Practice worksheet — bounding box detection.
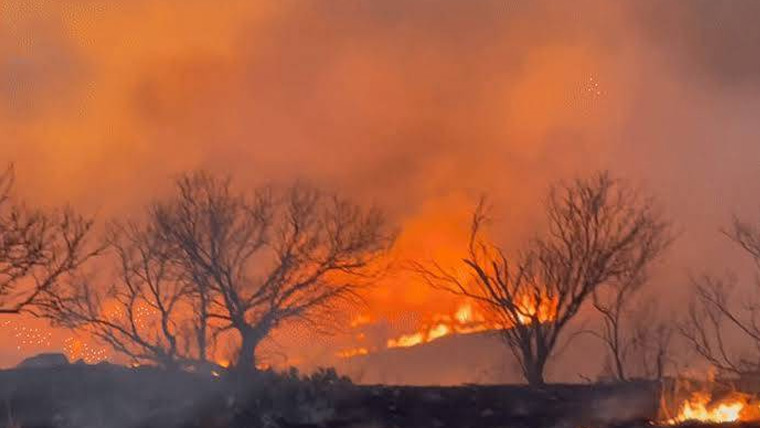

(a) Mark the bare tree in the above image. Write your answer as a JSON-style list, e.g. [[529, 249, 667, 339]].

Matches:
[[679, 217, 760, 377], [592, 282, 678, 381], [46, 222, 201, 369], [150, 172, 393, 373], [0, 166, 97, 315], [414, 172, 669, 386], [592, 278, 642, 381], [594, 292, 675, 381], [631, 306, 674, 381]]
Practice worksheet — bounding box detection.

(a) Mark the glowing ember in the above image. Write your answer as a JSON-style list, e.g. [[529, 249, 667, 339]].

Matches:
[[665, 391, 760, 425]]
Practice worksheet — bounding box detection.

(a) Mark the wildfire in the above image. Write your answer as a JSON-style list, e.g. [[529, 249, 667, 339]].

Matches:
[[665, 391, 760, 425], [386, 303, 490, 349], [336, 347, 369, 359], [384, 296, 560, 350], [514, 293, 557, 325]]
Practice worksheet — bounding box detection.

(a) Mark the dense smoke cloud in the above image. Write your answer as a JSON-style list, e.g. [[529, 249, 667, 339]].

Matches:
[[1, 0, 760, 381]]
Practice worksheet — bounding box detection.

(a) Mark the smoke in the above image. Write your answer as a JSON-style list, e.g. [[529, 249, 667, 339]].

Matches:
[[2, 0, 760, 381]]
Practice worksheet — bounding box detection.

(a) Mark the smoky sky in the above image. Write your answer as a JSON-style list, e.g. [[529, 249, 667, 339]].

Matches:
[[1, 0, 760, 376]]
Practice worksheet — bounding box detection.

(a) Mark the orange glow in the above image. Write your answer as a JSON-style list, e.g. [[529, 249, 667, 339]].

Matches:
[[336, 347, 369, 359], [455, 304, 476, 324], [0, 1, 624, 373], [387, 303, 516, 348], [349, 315, 372, 328], [514, 293, 558, 326], [665, 391, 760, 425], [427, 324, 451, 341], [383, 297, 558, 350], [387, 332, 426, 349]]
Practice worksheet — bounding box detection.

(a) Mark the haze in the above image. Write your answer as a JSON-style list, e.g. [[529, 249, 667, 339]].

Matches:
[[2, 0, 760, 382]]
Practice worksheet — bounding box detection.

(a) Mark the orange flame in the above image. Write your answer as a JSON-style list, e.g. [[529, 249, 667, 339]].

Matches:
[[666, 391, 760, 425], [336, 347, 369, 359], [513, 293, 557, 326], [385, 296, 558, 350]]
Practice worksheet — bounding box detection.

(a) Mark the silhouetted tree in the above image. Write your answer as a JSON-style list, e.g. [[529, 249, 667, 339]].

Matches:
[[595, 294, 675, 381], [630, 301, 674, 381], [0, 166, 97, 315], [414, 172, 669, 386], [150, 173, 393, 373], [592, 278, 677, 381], [592, 278, 642, 381], [681, 217, 760, 376], [46, 222, 201, 369]]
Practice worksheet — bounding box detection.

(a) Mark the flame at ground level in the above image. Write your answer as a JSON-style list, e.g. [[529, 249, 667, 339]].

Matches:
[[385, 302, 501, 349], [665, 391, 760, 425], [335, 294, 559, 359], [384, 293, 558, 351]]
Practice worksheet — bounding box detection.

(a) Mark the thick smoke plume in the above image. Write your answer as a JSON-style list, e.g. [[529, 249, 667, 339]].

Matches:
[[2, 0, 760, 382]]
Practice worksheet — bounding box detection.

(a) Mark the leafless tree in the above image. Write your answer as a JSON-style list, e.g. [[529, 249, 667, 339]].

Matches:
[[150, 172, 393, 373], [0, 165, 98, 315], [595, 293, 675, 381], [679, 216, 760, 377], [679, 275, 753, 375], [414, 172, 669, 386], [631, 307, 674, 381], [45, 222, 202, 369], [592, 280, 678, 381], [592, 278, 643, 381]]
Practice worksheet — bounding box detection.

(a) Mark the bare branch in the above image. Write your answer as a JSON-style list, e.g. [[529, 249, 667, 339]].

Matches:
[[414, 171, 670, 386]]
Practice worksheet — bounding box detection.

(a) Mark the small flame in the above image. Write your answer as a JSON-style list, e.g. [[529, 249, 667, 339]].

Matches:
[[387, 332, 425, 348], [427, 324, 451, 341], [350, 315, 372, 328], [514, 293, 557, 325], [455, 304, 473, 323], [336, 347, 369, 359]]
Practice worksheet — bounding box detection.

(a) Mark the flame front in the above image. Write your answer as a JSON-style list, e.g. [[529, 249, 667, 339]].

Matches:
[[334, 200, 560, 358], [384, 295, 558, 350], [666, 391, 760, 425], [386, 303, 499, 349]]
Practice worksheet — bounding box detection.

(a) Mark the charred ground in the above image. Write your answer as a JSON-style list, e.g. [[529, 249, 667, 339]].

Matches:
[[0, 363, 669, 428]]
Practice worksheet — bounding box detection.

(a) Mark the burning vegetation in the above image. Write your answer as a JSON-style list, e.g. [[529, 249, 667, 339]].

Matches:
[[4, 165, 760, 428], [665, 391, 759, 425]]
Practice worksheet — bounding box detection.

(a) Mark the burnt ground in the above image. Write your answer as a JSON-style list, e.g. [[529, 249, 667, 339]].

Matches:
[[0, 364, 727, 428]]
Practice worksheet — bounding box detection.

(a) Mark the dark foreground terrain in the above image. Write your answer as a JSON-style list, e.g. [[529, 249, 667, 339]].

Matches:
[[0, 364, 715, 428]]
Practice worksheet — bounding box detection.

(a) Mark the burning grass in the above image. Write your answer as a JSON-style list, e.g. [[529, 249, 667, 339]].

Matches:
[[658, 376, 760, 426], [340, 294, 559, 358]]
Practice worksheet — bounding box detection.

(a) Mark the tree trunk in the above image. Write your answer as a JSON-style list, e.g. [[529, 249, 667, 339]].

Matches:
[[523, 351, 548, 387], [525, 363, 545, 387], [613, 350, 627, 382], [196, 287, 210, 363], [234, 327, 265, 374]]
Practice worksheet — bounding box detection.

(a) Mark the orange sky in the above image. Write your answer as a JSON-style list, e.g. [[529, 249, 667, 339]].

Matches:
[[2, 1, 760, 380]]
